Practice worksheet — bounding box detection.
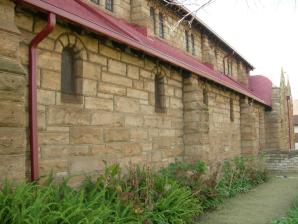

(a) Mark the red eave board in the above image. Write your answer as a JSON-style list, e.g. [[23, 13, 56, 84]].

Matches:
[[19, 0, 272, 107]]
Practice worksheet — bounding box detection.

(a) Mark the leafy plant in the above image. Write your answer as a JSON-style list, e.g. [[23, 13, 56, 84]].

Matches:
[[0, 163, 202, 224], [160, 156, 269, 211], [217, 156, 268, 198], [272, 200, 298, 224]]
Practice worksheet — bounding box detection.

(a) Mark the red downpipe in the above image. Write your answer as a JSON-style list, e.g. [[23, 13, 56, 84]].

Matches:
[[29, 13, 56, 182], [286, 96, 292, 150]]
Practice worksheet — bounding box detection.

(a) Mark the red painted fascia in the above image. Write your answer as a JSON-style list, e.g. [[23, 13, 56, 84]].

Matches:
[[18, 0, 270, 107], [29, 12, 56, 181]]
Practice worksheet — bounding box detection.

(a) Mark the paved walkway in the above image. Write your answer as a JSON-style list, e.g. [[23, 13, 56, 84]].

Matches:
[[198, 173, 298, 224]]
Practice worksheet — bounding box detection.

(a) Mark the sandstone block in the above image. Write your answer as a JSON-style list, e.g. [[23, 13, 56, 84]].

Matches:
[[104, 129, 130, 142], [0, 102, 25, 127], [80, 35, 99, 53], [121, 53, 144, 67], [38, 105, 46, 130], [91, 111, 124, 127], [132, 80, 144, 90], [40, 159, 68, 175], [130, 128, 148, 141], [0, 128, 26, 155], [70, 156, 104, 174], [0, 72, 25, 101], [144, 80, 154, 92], [41, 69, 60, 90], [127, 65, 139, 79], [127, 88, 148, 100], [98, 82, 126, 95], [102, 72, 132, 87], [38, 51, 60, 71], [90, 144, 120, 163], [125, 115, 144, 127], [0, 155, 25, 181], [15, 12, 33, 32], [38, 132, 69, 145], [140, 69, 152, 79], [121, 143, 142, 157], [89, 52, 107, 66], [85, 97, 113, 111], [115, 96, 139, 113], [70, 126, 102, 144], [47, 106, 91, 125], [42, 145, 89, 159], [100, 45, 121, 60], [108, 59, 127, 76], [82, 61, 101, 80], [37, 89, 56, 105], [83, 79, 97, 96]]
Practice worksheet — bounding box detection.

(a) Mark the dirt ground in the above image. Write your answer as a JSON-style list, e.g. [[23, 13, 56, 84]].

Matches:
[[198, 173, 298, 224]]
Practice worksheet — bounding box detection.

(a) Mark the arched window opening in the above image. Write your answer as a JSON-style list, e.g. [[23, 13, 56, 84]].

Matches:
[[203, 88, 208, 106], [159, 13, 164, 38], [155, 74, 166, 113], [61, 47, 82, 103], [185, 31, 189, 52], [191, 34, 195, 55], [230, 98, 234, 122], [150, 7, 156, 35], [61, 48, 75, 95], [106, 0, 113, 11]]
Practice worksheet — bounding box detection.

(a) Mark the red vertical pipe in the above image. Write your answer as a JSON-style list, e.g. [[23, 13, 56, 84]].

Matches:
[[29, 13, 56, 181]]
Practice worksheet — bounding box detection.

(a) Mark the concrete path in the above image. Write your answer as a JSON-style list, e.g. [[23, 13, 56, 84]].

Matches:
[[198, 173, 298, 224]]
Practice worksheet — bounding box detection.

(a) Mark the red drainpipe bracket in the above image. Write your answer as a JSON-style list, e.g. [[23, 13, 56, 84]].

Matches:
[[29, 12, 56, 182]]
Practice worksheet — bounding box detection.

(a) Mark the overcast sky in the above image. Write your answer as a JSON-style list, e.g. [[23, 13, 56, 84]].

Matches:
[[192, 0, 298, 99]]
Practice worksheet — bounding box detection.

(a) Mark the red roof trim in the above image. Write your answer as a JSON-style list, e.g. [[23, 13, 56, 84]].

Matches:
[[18, 0, 271, 107]]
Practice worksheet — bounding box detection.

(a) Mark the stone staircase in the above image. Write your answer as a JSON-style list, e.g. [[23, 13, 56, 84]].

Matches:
[[265, 150, 298, 172]]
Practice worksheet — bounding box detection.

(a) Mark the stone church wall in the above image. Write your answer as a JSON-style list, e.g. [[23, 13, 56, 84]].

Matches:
[[0, 0, 293, 182]]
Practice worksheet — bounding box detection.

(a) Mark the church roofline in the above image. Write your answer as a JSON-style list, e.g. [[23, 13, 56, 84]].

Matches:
[[18, 0, 269, 107], [163, 1, 255, 70]]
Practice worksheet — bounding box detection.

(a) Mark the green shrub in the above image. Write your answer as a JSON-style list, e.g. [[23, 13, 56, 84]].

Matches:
[[0, 163, 201, 224], [160, 156, 269, 211], [272, 200, 298, 224], [0, 156, 267, 223], [217, 156, 268, 198]]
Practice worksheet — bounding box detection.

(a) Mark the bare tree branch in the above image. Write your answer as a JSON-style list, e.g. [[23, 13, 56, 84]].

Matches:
[[160, 0, 297, 32], [161, 0, 216, 32]]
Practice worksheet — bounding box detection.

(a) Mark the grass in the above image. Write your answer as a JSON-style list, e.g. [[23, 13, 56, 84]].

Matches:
[[0, 156, 268, 224], [273, 200, 298, 224]]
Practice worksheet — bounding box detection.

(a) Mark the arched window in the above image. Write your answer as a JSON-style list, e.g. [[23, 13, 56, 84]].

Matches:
[[155, 74, 166, 113], [106, 0, 113, 11], [185, 31, 189, 52], [191, 34, 195, 55], [61, 48, 75, 95], [159, 13, 164, 38], [150, 7, 156, 35], [61, 47, 82, 103], [203, 88, 208, 106], [230, 98, 234, 122]]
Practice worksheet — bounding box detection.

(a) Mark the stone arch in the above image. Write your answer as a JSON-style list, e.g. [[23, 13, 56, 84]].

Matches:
[[53, 32, 89, 60]]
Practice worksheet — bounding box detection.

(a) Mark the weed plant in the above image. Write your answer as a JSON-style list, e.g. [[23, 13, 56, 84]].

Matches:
[[272, 200, 298, 224], [0, 156, 268, 223]]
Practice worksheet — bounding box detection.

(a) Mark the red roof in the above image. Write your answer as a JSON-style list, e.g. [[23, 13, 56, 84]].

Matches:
[[19, 0, 271, 107], [249, 75, 272, 106]]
